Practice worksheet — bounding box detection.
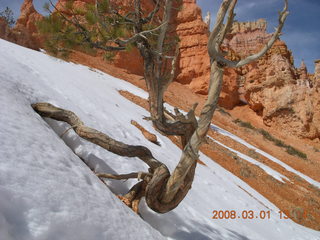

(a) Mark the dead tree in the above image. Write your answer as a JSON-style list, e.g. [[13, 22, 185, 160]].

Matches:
[[33, 0, 288, 213]]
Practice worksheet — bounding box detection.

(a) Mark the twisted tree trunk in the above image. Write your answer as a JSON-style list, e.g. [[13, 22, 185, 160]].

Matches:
[[32, 0, 288, 214], [31, 102, 195, 213]]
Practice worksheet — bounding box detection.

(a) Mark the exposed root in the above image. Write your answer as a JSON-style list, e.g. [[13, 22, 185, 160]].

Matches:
[[96, 172, 152, 180], [32, 102, 198, 214], [32, 102, 161, 170], [116, 181, 146, 214]]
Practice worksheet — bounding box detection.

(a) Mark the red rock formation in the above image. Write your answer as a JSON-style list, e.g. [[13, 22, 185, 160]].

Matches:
[[297, 61, 308, 82], [54, 0, 213, 84], [14, 0, 43, 49], [15, 0, 42, 35], [0, 0, 42, 50], [225, 19, 272, 58], [219, 67, 240, 109], [174, 0, 210, 95], [228, 20, 320, 139]]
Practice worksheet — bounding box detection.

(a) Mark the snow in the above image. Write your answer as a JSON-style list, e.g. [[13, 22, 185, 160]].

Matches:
[[211, 124, 320, 189], [163, 104, 291, 184], [208, 137, 290, 183], [0, 39, 319, 240]]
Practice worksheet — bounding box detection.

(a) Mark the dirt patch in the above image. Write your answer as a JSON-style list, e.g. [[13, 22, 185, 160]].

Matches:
[[131, 120, 160, 146]]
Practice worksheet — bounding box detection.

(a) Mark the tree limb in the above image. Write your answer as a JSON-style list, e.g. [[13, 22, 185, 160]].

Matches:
[[141, 0, 161, 24], [32, 102, 198, 213], [115, 21, 167, 46], [217, 0, 237, 45], [32, 103, 161, 170], [207, 0, 232, 57], [209, 0, 289, 67], [96, 171, 152, 180]]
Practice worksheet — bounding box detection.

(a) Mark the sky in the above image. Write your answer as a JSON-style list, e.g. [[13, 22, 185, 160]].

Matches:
[[0, 0, 319, 72]]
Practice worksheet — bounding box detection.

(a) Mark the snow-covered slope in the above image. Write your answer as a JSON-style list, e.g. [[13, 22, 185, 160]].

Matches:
[[0, 39, 319, 240]]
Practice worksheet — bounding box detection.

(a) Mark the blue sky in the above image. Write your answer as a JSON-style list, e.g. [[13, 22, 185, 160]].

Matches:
[[1, 0, 319, 72]]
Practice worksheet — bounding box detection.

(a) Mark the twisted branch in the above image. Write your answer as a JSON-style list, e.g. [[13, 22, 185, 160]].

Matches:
[[32, 103, 161, 170], [209, 0, 289, 67], [32, 102, 198, 213]]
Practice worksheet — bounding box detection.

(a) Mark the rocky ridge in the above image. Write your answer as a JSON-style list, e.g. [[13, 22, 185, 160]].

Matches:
[[0, 0, 42, 50], [224, 20, 320, 139]]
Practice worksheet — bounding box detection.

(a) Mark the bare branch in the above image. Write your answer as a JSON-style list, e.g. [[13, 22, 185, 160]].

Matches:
[[211, 0, 289, 68], [217, 0, 237, 45], [134, 0, 142, 30], [96, 171, 152, 180], [161, 44, 179, 91], [115, 21, 167, 46], [233, 0, 289, 67], [32, 103, 162, 170], [111, 10, 135, 24], [207, 0, 232, 56], [156, 0, 173, 56], [142, 0, 161, 24]]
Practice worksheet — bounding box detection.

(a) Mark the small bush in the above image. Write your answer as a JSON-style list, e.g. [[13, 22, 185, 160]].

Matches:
[[286, 146, 307, 159], [290, 207, 305, 223], [217, 107, 231, 116], [233, 119, 308, 160], [309, 184, 320, 197], [258, 129, 307, 159], [0, 7, 15, 27], [248, 149, 259, 159], [240, 165, 254, 178], [233, 119, 255, 130]]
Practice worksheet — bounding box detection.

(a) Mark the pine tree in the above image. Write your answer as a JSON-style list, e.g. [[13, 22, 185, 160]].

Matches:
[[0, 7, 15, 27]]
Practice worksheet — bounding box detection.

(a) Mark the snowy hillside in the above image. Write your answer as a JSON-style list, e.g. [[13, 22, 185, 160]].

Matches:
[[0, 39, 319, 240]]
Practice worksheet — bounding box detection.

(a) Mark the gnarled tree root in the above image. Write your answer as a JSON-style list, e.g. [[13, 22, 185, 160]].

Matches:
[[32, 102, 197, 213]]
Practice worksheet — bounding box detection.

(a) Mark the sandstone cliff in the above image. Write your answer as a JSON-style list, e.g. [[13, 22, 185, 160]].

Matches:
[[174, 0, 210, 94], [226, 20, 320, 140]]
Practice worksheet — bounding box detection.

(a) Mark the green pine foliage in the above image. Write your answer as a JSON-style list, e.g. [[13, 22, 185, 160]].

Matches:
[[37, 13, 84, 57], [37, 0, 129, 58], [37, 0, 180, 67], [0, 7, 15, 27]]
